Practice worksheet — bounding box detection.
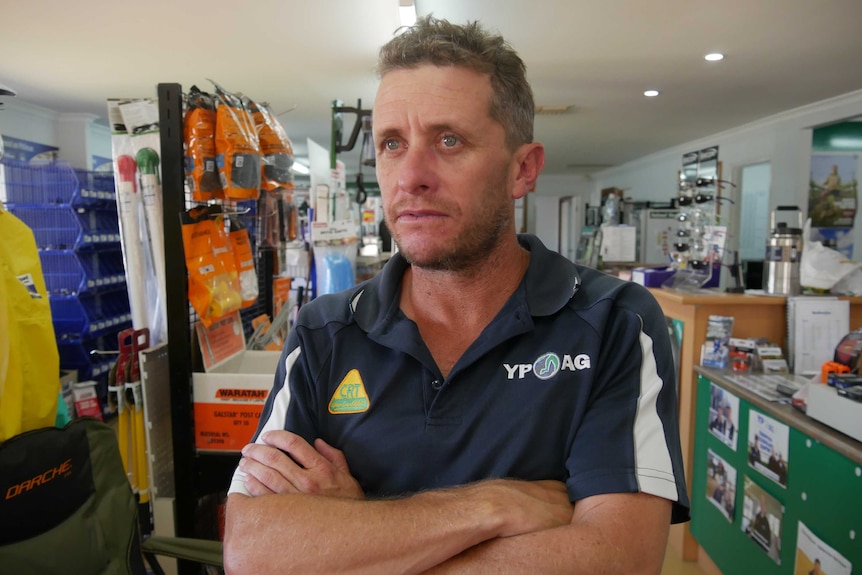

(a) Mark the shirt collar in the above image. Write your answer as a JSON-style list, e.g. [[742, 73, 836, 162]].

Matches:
[[351, 234, 582, 333]]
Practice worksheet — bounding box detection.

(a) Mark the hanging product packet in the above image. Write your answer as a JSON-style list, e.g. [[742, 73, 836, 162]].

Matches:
[[184, 86, 222, 201], [249, 99, 295, 192], [229, 218, 259, 307], [212, 81, 261, 200], [181, 206, 242, 327]]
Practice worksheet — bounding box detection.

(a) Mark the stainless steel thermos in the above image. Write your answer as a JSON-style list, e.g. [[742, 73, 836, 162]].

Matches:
[[764, 206, 803, 295]]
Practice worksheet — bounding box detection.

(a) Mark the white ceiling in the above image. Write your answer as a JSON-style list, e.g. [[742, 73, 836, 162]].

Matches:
[[2, 0, 862, 177]]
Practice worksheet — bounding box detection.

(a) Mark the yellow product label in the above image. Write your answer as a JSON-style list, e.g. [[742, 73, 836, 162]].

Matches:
[[328, 369, 370, 414]]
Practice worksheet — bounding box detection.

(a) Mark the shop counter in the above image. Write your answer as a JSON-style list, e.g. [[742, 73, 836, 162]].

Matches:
[[648, 288, 862, 561], [689, 366, 862, 575]]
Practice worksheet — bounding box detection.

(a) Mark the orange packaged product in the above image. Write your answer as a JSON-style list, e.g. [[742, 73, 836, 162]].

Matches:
[[250, 99, 295, 192], [181, 206, 241, 327], [184, 86, 222, 201], [213, 83, 261, 200]]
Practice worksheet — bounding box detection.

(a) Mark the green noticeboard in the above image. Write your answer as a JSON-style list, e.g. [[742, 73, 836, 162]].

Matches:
[[690, 374, 861, 574]]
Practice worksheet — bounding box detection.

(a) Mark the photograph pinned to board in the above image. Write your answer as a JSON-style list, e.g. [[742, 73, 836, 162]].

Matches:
[[794, 521, 852, 575], [708, 382, 740, 450], [706, 448, 736, 522], [741, 476, 784, 565], [748, 410, 790, 488]]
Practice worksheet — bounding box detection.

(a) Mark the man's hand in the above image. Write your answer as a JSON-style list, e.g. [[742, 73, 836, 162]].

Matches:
[[239, 431, 365, 499], [475, 479, 573, 538]]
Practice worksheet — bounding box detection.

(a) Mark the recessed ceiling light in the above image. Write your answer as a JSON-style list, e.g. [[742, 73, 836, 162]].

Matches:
[[704, 53, 724, 62], [644, 90, 659, 97]]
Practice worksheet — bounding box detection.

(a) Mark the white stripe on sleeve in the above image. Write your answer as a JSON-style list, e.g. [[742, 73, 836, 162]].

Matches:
[[228, 346, 302, 496], [633, 329, 679, 502]]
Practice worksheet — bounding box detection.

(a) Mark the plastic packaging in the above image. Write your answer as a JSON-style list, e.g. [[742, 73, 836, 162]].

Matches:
[[184, 86, 222, 201], [311, 220, 358, 296], [229, 218, 259, 307], [250, 99, 295, 192], [212, 81, 261, 200], [181, 206, 242, 326]]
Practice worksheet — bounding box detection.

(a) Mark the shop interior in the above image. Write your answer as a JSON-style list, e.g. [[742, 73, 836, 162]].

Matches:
[[2, 2, 862, 574]]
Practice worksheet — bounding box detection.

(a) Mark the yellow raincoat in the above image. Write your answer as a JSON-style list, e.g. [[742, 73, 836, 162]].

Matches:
[[0, 205, 59, 441]]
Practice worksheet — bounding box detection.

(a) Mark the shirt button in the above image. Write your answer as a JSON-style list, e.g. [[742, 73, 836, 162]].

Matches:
[[431, 379, 443, 390]]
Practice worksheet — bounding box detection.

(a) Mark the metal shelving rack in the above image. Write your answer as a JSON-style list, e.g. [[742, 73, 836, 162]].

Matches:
[[157, 83, 259, 574]]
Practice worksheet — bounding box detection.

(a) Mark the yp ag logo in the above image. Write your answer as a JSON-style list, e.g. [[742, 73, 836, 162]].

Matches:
[[503, 352, 591, 380]]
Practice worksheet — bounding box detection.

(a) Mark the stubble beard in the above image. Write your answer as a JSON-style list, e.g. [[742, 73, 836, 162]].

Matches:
[[388, 186, 514, 273]]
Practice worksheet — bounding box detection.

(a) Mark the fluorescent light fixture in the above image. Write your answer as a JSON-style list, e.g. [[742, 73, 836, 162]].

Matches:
[[644, 90, 659, 97], [399, 0, 417, 27], [291, 160, 310, 175], [829, 137, 862, 149], [704, 53, 724, 62]]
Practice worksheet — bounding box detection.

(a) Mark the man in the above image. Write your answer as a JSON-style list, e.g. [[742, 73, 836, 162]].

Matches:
[[224, 15, 689, 574], [750, 496, 772, 550]]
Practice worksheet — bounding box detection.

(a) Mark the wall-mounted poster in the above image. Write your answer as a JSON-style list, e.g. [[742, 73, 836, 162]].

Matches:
[[794, 521, 852, 575], [748, 410, 790, 488], [706, 449, 736, 522], [708, 382, 740, 450], [809, 154, 857, 228], [0, 135, 58, 164], [741, 476, 784, 565]]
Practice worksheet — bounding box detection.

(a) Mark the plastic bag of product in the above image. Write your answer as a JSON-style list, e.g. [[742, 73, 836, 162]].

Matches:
[[229, 218, 259, 307], [184, 86, 222, 201], [212, 81, 261, 200], [800, 218, 862, 291], [181, 205, 241, 327], [250, 99, 295, 192]]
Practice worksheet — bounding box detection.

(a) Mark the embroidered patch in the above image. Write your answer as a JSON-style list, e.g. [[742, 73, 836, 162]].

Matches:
[[328, 369, 370, 414]]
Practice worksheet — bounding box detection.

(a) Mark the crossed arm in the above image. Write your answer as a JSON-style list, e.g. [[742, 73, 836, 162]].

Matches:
[[222, 431, 672, 575]]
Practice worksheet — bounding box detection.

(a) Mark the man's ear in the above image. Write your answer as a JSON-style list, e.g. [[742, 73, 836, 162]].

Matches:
[[512, 142, 545, 199]]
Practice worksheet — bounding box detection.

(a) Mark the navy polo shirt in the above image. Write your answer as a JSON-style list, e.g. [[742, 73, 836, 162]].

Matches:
[[230, 234, 690, 523]]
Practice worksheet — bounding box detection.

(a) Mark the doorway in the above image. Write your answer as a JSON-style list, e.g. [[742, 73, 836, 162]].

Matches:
[[736, 162, 771, 289]]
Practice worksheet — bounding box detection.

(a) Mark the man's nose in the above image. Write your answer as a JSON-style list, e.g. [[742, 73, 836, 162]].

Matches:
[[396, 144, 438, 194]]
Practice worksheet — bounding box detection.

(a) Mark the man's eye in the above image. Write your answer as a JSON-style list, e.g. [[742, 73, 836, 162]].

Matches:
[[384, 139, 400, 151], [441, 135, 459, 148]]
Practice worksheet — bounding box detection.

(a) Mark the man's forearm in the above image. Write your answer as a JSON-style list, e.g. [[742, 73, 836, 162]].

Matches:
[[425, 492, 672, 575], [224, 479, 569, 575]]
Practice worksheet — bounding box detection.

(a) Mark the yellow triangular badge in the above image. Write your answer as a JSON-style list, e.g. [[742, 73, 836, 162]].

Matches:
[[328, 369, 370, 414]]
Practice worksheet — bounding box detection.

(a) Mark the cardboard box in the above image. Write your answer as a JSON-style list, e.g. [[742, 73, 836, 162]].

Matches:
[[193, 350, 281, 452], [192, 312, 282, 452], [73, 380, 103, 420], [807, 383, 862, 443]]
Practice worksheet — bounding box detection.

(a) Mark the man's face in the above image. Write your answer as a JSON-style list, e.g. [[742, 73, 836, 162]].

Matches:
[[373, 64, 521, 271]]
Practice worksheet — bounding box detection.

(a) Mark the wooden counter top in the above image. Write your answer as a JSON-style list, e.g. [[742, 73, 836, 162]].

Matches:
[[695, 366, 862, 465], [651, 287, 862, 306]]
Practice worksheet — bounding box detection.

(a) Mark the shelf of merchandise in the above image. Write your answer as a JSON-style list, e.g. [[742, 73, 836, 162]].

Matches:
[[156, 84, 303, 571], [2, 159, 130, 412]]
